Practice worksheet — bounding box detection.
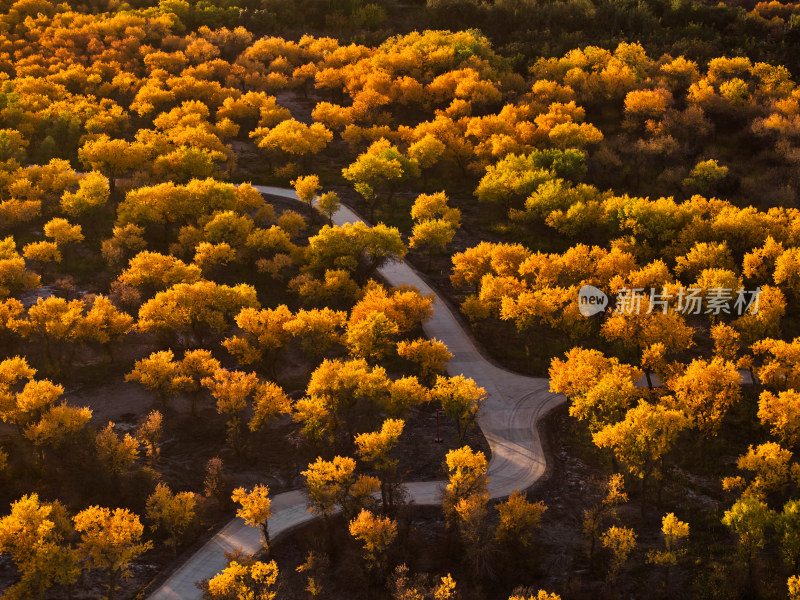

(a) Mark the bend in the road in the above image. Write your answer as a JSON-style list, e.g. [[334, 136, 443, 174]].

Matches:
[[147, 188, 565, 600]]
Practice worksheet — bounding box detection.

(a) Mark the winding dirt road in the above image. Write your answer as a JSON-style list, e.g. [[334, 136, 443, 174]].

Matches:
[[147, 188, 566, 599]]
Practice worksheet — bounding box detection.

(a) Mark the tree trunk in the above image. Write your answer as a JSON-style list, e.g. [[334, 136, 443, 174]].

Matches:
[[640, 473, 649, 517], [322, 514, 336, 557], [261, 521, 271, 557], [657, 457, 668, 507], [380, 480, 388, 514], [108, 569, 117, 600]]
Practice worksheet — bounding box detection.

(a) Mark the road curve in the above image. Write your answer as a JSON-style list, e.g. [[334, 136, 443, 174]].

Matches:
[[147, 187, 566, 600]]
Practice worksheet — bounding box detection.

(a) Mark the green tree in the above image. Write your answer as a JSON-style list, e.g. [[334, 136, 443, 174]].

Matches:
[[777, 499, 800, 571], [342, 138, 420, 220], [721, 496, 775, 588], [145, 483, 197, 554], [305, 222, 407, 285], [431, 375, 486, 444]]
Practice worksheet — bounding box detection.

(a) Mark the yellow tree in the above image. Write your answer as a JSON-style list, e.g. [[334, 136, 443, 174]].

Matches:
[[410, 192, 461, 227], [495, 489, 548, 551], [316, 191, 341, 226], [0, 237, 41, 296], [509, 592, 562, 600], [232, 484, 273, 553], [389, 565, 458, 600], [95, 422, 139, 476], [202, 369, 259, 454], [602, 526, 637, 583], [410, 219, 457, 270], [207, 557, 278, 600], [43, 218, 84, 248], [193, 242, 237, 276], [549, 347, 642, 434], [60, 171, 110, 217], [250, 381, 291, 432], [289, 270, 361, 309], [125, 350, 185, 409], [292, 174, 321, 220], [24, 404, 93, 463], [101, 224, 147, 270], [302, 456, 380, 545], [145, 483, 197, 554], [305, 222, 407, 284], [137, 281, 259, 347], [752, 337, 800, 392], [294, 358, 393, 444], [0, 494, 80, 599], [349, 284, 433, 335], [454, 492, 493, 579], [222, 305, 293, 372], [431, 375, 486, 444], [0, 357, 64, 435], [723, 442, 800, 500], [442, 446, 489, 525], [78, 135, 149, 192], [409, 191, 461, 269], [73, 506, 152, 600], [593, 400, 689, 514], [758, 390, 800, 447], [667, 357, 741, 437], [734, 285, 785, 345], [78, 296, 134, 361], [137, 410, 163, 463], [179, 349, 221, 414], [790, 575, 800, 600], [474, 153, 552, 216], [355, 418, 404, 511], [345, 310, 400, 363], [600, 311, 695, 384], [450, 241, 497, 292], [777, 499, 800, 572], [711, 322, 742, 363], [396, 338, 453, 384], [646, 513, 690, 589], [283, 308, 347, 360], [349, 509, 397, 575], [582, 474, 628, 569], [250, 119, 332, 168], [15, 296, 86, 373]]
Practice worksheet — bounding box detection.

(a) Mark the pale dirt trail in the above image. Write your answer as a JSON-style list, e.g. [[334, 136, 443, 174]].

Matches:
[[147, 188, 566, 599]]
